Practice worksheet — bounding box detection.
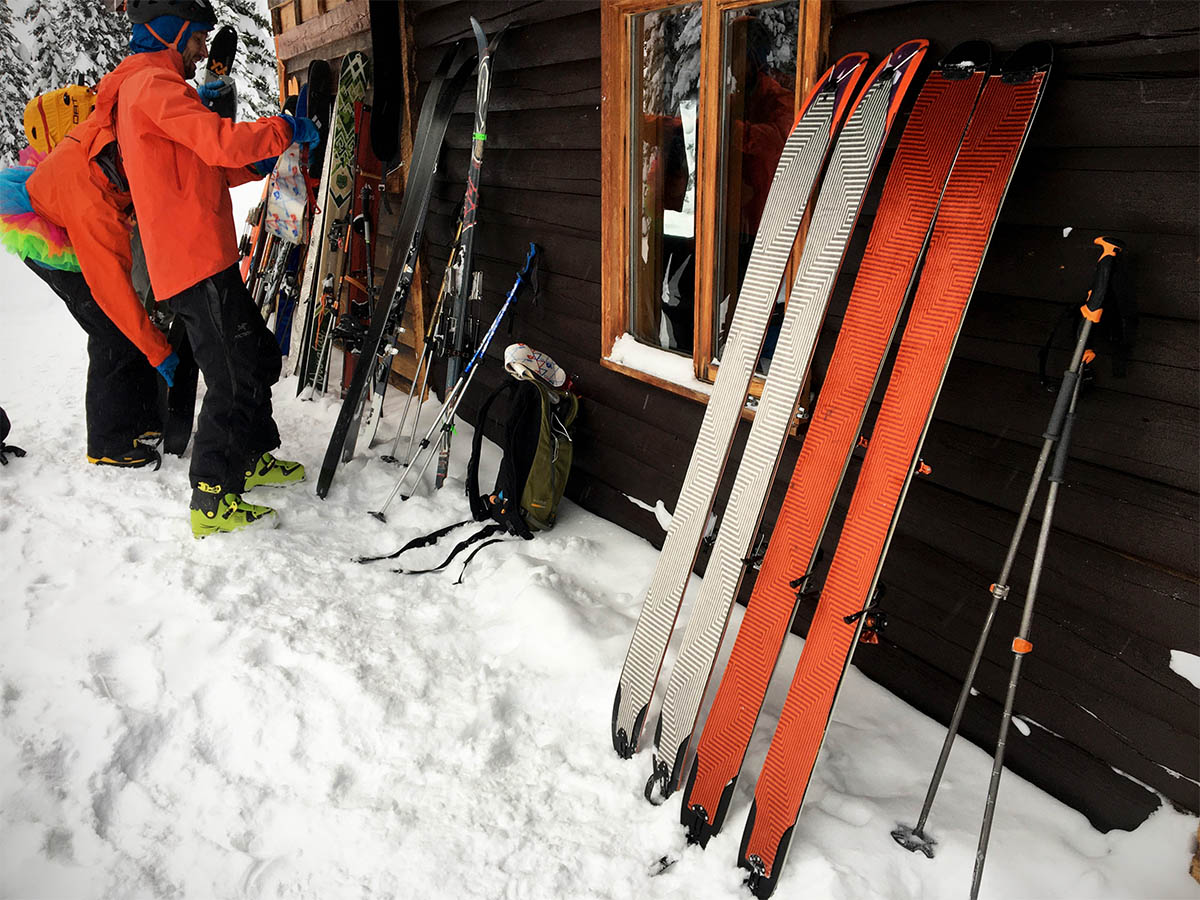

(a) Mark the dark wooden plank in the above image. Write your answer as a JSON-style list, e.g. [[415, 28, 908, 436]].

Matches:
[[955, 296, 1199, 409], [440, 148, 601, 195], [438, 107, 601, 151], [914, 418, 1199, 573], [412, 1, 597, 52], [430, 183, 602, 238], [425, 211, 600, 283], [276, 0, 369, 62], [932, 358, 1198, 492], [830, 1, 1200, 64], [450, 59, 601, 114]]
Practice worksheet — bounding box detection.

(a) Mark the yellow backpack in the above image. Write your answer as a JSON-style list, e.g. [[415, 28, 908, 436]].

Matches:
[[24, 85, 97, 155]]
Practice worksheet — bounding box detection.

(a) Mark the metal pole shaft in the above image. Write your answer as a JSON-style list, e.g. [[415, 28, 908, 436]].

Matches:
[[970, 373, 1079, 899]]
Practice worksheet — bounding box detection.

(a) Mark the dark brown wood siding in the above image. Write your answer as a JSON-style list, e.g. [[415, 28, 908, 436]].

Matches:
[[403, 0, 1198, 831]]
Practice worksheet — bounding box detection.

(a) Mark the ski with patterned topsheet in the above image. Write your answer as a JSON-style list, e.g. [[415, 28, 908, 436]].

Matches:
[[679, 41, 991, 846], [644, 38, 930, 806], [610, 52, 870, 761], [736, 42, 1052, 900]]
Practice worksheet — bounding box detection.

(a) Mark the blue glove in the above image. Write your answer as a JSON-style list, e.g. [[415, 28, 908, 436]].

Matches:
[[250, 157, 278, 178], [156, 350, 180, 388], [198, 80, 233, 104], [279, 113, 320, 150]]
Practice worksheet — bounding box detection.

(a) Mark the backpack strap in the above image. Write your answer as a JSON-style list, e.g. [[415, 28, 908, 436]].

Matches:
[[453, 536, 508, 584], [354, 517, 473, 564], [395, 523, 505, 575], [466, 379, 535, 539], [467, 379, 520, 521]]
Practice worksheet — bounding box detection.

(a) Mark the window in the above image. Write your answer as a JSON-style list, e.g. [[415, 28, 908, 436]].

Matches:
[[601, 0, 826, 402]]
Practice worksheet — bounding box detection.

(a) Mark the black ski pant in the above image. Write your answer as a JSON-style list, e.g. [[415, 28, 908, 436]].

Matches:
[[25, 260, 159, 456], [164, 264, 281, 492]]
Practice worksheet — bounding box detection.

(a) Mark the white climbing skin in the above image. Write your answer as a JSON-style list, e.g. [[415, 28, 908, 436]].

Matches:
[[612, 58, 867, 756], [654, 69, 895, 793]]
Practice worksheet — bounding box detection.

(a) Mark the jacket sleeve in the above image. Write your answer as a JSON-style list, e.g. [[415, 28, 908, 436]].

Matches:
[[69, 206, 173, 367], [133, 69, 291, 170]]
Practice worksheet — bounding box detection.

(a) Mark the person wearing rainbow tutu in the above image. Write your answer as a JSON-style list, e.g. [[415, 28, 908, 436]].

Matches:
[[0, 86, 173, 469]]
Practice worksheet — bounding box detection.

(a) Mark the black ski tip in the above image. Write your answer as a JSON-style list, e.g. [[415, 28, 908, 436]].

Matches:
[[680, 754, 719, 847], [939, 40, 992, 79], [738, 801, 793, 900], [611, 686, 644, 758], [891, 823, 937, 858], [314, 475, 332, 500], [1000, 41, 1053, 83], [643, 754, 672, 806]]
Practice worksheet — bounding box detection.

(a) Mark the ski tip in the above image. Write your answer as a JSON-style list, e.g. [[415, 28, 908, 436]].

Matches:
[[610, 688, 648, 759], [1000, 41, 1054, 83], [469, 16, 488, 55], [795, 51, 868, 129], [939, 40, 993, 79], [878, 39, 929, 126]]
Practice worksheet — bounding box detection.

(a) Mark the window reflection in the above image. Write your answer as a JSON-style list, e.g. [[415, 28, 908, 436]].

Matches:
[[715, 4, 798, 373]]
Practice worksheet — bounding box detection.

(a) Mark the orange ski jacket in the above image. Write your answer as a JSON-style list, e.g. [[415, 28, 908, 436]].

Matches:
[[95, 49, 291, 300], [26, 116, 173, 367]]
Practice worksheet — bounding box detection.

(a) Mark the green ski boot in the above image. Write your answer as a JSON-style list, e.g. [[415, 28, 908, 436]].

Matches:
[[190, 482, 277, 538], [243, 452, 306, 490]]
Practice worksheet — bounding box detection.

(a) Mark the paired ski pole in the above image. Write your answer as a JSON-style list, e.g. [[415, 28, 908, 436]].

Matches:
[[370, 243, 538, 521], [891, 236, 1123, 863], [382, 216, 466, 465]]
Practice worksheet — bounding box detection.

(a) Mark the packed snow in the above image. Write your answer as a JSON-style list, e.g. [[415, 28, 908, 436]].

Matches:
[[1170, 651, 1200, 692], [0, 185, 1197, 900]]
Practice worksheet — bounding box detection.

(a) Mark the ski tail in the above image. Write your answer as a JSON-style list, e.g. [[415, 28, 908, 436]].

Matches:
[[610, 50, 871, 761], [737, 42, 1051, 898], [681, 40, 991, 844], [647, 38, 930, 806]]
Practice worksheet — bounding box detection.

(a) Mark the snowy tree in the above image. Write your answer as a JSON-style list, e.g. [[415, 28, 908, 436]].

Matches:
[[214, 0, 280, 119], [14, 0, 277, 127], [0, 2, 32, 165], [24, 0, 128, 97]]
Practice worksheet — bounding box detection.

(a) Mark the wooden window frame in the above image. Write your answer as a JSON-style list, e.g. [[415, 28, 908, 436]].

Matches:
[[600, 0, 827, 405]]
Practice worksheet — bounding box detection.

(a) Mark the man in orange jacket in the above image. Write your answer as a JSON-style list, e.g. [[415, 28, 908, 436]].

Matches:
[[24, 104, 176, 468], [96, 0, 319, 537]]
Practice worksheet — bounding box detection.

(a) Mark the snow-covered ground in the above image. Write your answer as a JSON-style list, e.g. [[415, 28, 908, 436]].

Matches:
[[1, 186, 1197, 900]]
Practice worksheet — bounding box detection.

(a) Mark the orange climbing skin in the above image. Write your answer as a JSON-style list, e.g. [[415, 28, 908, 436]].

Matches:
[[682, 58, 988, 846], [26, 115, 172, 366], [94, 48, 291, 300], [739, 66, 1047, 887]]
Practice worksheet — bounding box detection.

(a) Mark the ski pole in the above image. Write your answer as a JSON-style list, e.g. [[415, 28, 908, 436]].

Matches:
[[382, 216, 466, 463], [970, 359, 1083, 900], [892, 236, 1123, 857], [371, 243, 538, 518]]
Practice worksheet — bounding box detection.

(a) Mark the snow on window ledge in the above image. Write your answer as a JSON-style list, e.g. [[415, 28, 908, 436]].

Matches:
[[605, 333, 713, 397]]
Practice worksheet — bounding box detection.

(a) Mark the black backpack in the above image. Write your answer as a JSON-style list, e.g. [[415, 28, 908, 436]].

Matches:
[[467, 376, 579, 539], [0, 406, 25, 465], [356, 377, 579, 581]]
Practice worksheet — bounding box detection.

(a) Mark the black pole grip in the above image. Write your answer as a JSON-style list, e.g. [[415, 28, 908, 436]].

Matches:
[[1083, 236, 1124, 317], [1044, 370, 1078, 442], [1049, 410, 1076, 484]]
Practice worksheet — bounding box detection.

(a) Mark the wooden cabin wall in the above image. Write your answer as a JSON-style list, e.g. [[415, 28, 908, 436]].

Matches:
[[402, 0, 1198, 832]]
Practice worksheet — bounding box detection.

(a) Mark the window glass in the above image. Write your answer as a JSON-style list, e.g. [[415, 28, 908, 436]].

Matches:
[[628, 3, 702, 354], [713, 3, 798, 372]]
